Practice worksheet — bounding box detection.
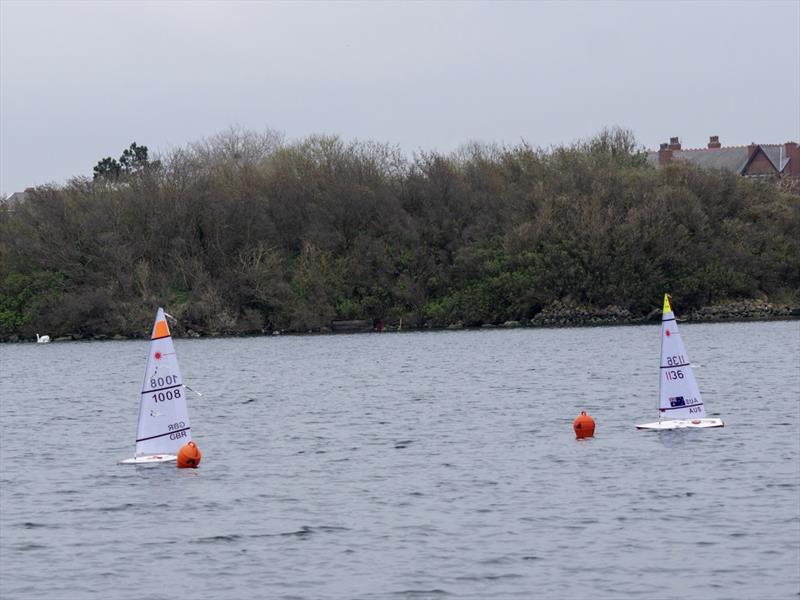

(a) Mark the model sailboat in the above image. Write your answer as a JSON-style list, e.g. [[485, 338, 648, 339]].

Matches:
[[119, 308, 193, 463], [637, 294, 724, 430]]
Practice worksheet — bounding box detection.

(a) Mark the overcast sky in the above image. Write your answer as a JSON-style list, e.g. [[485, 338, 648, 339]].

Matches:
[[1, 0, 798, 196]]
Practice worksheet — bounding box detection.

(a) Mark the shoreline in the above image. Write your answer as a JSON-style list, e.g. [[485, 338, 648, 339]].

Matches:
[[4, 301, 798, 343]]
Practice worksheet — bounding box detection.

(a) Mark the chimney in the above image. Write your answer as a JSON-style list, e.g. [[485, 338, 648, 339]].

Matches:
[[658, 142, 673, 166], [708, 135, 721, 149], [784, 141, 800, 177], [668, 136, 681, 151]]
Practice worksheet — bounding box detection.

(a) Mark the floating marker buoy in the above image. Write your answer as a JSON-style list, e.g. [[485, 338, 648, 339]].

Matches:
[[573, 411, 595, 439], [177, 441, 202, 468]]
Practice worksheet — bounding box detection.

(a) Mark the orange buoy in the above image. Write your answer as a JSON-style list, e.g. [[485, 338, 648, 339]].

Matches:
[[176, 441, 202, 468], [573, 411, 595, 439]]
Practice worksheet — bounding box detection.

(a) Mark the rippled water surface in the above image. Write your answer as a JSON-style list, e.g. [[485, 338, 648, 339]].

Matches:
[[1, 321, 799, 599]]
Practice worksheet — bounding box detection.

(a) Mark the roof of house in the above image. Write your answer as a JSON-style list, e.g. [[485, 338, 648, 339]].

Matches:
[[646, 144, 791, 175], [761, 144, 791, 172], [2, 191, 28, 205]]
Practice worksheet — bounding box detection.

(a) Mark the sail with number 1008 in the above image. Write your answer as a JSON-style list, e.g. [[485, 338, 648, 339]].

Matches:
[[636, 294, 724, 430], [119, 308, 193, 463]]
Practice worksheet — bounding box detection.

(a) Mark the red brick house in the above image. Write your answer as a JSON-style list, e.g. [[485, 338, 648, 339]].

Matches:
[[647, 136, 800, 179]]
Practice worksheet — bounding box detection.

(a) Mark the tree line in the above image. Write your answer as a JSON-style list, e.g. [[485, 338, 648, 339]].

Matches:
[[1, 127, 798, 339]]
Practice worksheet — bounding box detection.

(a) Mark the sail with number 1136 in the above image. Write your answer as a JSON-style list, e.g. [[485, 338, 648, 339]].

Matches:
[[637, 294, 724, 430]]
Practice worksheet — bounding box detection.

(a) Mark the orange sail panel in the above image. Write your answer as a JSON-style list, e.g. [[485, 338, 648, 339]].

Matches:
[[152, 318, 170, 339]]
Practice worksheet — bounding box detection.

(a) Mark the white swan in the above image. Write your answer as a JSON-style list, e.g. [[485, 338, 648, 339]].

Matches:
[[36, 333, 50, 344]]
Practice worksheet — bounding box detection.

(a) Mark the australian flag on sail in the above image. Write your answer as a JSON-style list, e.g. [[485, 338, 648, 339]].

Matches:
[[669, 396, 687, 408]]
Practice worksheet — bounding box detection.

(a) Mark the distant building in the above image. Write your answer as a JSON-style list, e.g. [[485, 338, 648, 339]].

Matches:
[[1, 190, 30, 209], [647, 136, 800, 179]]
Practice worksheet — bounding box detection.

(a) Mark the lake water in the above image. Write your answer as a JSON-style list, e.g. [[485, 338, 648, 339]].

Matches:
[[1, 321, 799, 600]]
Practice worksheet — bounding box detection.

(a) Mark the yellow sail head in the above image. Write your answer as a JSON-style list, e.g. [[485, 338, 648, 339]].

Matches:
[[663, 293, 672, 315]]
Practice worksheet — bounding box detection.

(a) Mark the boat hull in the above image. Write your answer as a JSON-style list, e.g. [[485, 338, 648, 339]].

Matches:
[[636, 418, 724, 430], [118, 454, 178, 465]]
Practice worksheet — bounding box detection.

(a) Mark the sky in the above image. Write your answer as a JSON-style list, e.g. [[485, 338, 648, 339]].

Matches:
[[1, 0, 799, 196]]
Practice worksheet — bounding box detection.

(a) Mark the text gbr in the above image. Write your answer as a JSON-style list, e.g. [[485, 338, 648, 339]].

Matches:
[[167, 421, 188, 440]]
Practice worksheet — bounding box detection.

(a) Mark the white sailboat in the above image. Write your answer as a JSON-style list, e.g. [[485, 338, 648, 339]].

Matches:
[[119, 308, 193, 463], [637, 294, 724, 430]]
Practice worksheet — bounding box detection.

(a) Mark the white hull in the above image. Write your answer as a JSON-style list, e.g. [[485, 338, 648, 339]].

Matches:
[[637, 418, 724, 430], [118, 454, 177, 465]]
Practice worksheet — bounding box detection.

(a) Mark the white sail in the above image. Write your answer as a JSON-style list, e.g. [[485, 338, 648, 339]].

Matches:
[[637, 294, 723, 430], [133, 308, 191, 457], [658, 295, 706, 419]]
